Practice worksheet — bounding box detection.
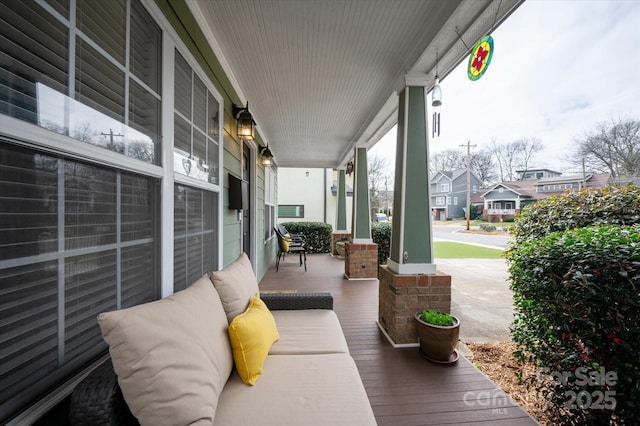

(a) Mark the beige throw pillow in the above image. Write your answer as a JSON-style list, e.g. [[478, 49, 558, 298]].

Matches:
[[210, 253, 259, 323], [98, 276, 233, 426]]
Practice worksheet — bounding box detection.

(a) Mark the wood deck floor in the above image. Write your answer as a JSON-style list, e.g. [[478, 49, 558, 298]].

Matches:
[[259, 253, 538, 426]]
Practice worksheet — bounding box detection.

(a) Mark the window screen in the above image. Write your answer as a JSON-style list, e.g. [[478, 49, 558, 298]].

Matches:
[[0, 0, 161, 164], [173, 51, 220, 184], [0, 1, 69, 123], [0, 141, 158, 422], [173, 184, 217, 292]]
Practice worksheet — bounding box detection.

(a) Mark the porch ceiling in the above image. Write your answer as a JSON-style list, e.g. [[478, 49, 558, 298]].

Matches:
[[188, 0, 522, 168]]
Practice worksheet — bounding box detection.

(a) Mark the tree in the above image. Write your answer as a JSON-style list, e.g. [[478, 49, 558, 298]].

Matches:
[[512, 137, 544, 176], [368, 154, 393, 217], [488, 138, 544, 181], [571, 118, 640, 182], [469, 149, 498, 186], [430, 148, 497, 186], [429, 149, 466, 174]]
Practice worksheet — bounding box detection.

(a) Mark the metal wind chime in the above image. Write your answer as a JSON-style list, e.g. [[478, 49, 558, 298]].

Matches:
[[431, 51, 442, 138]]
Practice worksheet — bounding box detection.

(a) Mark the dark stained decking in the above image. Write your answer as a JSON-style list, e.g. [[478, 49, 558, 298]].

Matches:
[[259, 253, 538, 426]]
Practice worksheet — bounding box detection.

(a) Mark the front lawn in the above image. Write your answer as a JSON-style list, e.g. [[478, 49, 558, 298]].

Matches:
[[433, 241, 503, 258]]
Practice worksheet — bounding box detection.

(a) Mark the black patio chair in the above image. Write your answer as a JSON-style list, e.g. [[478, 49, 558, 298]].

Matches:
[[274, 225, 307, 271]]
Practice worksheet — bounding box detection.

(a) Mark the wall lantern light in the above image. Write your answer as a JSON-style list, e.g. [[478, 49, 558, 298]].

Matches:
[[346, 160, 354, 176], [233, 102, 255, 140], [260, 145, 273, 166]]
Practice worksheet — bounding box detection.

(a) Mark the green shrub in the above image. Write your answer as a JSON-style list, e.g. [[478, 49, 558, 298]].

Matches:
[[371, 222, 391, 264], [469, 204, 478, 219], [507, 225, 640, 424], [511, 184, 640, 245], [419, 310, 453, 326], [280, 222, 332, 253]]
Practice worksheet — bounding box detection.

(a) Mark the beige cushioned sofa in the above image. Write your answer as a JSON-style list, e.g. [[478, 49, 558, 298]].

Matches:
[[69, 254, 376, 425]]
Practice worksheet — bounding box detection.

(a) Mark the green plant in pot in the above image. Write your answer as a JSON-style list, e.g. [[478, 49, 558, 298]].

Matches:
[[414, 310, 460, 363]]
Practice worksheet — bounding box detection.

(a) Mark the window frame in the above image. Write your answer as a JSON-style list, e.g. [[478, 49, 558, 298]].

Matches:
[[278, 204, 305, 218], [264, 166, 277, 241]]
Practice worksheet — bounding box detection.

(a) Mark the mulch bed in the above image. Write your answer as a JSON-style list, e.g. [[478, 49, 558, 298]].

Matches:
[[467, 341, 551, 425]]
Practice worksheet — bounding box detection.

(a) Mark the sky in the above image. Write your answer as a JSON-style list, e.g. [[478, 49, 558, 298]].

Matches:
[[370, 0, 640, 174]]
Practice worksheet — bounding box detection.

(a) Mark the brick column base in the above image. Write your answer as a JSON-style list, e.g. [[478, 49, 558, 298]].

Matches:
[[378, 265, 452, 345], [344, 243, 378, 279], [331, 232, 352, 256]]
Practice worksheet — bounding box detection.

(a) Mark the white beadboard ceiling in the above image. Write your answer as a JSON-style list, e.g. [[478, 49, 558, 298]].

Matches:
[[188, 0, 522, 168]]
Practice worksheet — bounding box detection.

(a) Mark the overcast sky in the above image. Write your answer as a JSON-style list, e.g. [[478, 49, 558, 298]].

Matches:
[[370, 0, 640, 173]]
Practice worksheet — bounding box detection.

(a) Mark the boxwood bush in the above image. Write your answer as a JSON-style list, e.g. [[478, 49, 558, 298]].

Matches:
[[279, 222, 332, 253], [371, 221, 391, 264]]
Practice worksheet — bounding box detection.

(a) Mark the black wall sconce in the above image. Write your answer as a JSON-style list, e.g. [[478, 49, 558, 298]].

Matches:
[[260, 145, 273, 166], [346, 160, 354, 176], [232, 102, 255, 140]]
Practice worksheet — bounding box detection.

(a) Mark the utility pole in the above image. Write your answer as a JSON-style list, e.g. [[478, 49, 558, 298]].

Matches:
[[459, 141, 477, 231], [101, 129, 124, 150]]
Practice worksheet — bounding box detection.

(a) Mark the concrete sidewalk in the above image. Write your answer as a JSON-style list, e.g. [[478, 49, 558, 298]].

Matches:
[[435, 258, 514, 344]]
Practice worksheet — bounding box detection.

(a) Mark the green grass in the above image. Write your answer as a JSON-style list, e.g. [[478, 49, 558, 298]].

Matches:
[[433, 241, 503, 258]]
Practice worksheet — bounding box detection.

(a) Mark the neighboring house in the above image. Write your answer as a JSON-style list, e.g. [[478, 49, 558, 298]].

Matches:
[[479, 172, 611, 222], [430, 169, 482, 220], [516, 168, 562, 180], [277, 168, 353, 231]]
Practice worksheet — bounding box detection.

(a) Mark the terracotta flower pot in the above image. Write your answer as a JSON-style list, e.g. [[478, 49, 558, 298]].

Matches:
[[414, 312, 460, 362]]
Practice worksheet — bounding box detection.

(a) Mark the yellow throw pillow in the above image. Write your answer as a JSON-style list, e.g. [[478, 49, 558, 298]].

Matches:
[[280, 238, 290, 252], [228, 293, 280, 385]]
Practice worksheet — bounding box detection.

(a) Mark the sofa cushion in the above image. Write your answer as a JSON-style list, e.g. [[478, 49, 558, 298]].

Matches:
[[210, 253, 259, 323], [229, 293, 280, 385], [214, 354, 377, 426], [269, 309, 349, 355], [97, 276, 233, 426]]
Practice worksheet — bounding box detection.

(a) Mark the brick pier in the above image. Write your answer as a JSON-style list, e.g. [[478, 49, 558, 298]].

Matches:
[[344, 243, 378, 279], [331, 232, 352, 256], [378, 265, 452, 345]]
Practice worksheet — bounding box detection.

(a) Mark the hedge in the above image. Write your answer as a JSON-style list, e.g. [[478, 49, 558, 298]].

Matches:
[[511, 184, 640, 245], [507, 185, 640, 424], [371, 222, 391, 264], [279, 221, 332, 253], [507, 225, 640, 424]]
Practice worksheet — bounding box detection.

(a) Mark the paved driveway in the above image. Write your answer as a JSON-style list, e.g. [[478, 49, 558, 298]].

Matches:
[[435, 258, 514, 343]]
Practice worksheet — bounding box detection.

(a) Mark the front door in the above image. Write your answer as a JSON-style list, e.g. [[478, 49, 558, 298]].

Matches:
[[242, 143, 251, 259]]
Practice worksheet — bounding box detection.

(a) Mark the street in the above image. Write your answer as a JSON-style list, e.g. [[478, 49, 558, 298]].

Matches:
[[432, 223, 512, 249]]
